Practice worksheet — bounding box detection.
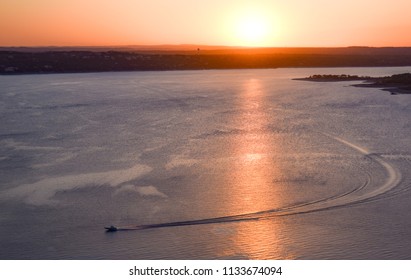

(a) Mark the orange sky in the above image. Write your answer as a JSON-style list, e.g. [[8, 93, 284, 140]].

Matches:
[[1, 0, 411, 47]]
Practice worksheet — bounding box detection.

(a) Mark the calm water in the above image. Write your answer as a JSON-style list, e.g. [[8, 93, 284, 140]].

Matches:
[[1, 67, 411, 259]]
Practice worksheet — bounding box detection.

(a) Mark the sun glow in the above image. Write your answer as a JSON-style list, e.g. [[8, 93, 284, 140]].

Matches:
[[231, 10, 278, 47], [238, 17, 268, 43]]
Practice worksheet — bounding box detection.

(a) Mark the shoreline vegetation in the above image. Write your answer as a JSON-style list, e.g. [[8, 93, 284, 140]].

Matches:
[[1, 46, 411, 75], [295, 73, 411, 94]]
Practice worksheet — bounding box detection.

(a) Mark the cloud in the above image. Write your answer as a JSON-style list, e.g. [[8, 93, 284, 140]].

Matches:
[[3, 164, 152, 206]]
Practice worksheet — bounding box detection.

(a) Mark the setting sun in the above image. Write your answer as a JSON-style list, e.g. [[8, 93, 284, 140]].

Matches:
[[236, 16, 269, 46], [228, 8, 279, 47]]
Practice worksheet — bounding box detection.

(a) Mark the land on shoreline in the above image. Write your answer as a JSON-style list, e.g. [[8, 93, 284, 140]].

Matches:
[[295, 73, 411, 94], [2, 46, 411, 75]]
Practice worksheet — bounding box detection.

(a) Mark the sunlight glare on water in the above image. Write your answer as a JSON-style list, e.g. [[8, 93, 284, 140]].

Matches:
[[219, 78, 287, 259], [226, 78, 284, 213]]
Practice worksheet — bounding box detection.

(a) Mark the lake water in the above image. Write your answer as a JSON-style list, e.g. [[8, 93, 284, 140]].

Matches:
[[1, 67, 411, 259]]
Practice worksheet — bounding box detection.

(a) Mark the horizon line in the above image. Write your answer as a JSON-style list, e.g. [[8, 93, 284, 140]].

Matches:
[[2, 44, 411, 49]]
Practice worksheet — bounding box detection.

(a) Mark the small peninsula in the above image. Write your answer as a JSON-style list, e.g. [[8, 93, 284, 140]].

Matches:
[[295, 73, 411, 94]]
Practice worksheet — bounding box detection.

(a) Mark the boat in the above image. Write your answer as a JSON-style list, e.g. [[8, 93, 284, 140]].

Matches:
[[105, 225, 118, 232]]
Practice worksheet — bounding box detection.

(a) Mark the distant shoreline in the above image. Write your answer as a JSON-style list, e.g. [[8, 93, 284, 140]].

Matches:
[[2, 47, 411, 75], [295, 73, 411, 94]]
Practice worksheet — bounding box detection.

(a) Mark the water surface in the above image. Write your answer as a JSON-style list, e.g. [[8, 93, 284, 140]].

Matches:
[[1, 67, 411, 259]]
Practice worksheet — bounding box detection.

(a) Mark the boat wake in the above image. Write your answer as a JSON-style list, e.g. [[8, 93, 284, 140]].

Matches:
[[107, 133, 402, 232]]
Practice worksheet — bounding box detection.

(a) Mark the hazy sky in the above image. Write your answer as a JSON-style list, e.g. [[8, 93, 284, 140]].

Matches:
[[1, 0, 411, 47]]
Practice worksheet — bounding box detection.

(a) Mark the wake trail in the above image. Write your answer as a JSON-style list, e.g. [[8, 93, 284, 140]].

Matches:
[[272, 134, 402, 214], [108, 134, 402, 232], [322, 134, 402, 202]]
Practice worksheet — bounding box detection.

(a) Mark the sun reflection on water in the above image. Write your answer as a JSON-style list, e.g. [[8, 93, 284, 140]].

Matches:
[[219, 78, 291, 259], [228, 78, 283, 212]]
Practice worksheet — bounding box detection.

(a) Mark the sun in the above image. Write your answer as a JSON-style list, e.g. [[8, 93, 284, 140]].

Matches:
[[224, 7, 280, 47], [239, 17, 267, 42], [234, 13, 271, 47]]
